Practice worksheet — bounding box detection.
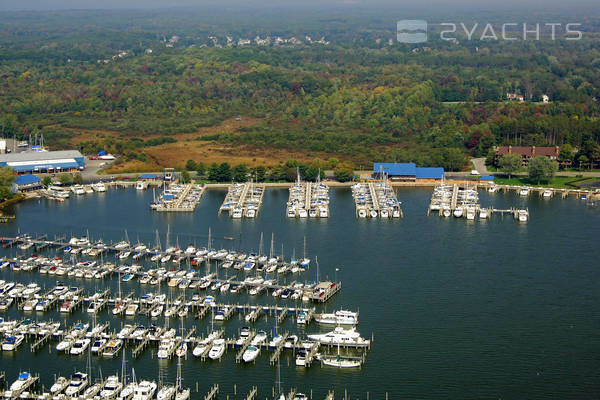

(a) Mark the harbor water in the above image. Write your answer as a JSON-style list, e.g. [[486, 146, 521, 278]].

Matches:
[[1, 187, 599, 399]]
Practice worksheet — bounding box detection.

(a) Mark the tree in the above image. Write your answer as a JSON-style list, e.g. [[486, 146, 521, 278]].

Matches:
[[73, 173, 83, 184], [232, 163, 248, 182], [185, 160, 197, 171], [577, 154, 589, 170], [59, 173, 73, 185], [180, 170, 191, 183], [334, 167, 354, 182], [304, 165, 322, 182], [485, 148, 496, 166], [558, 144, 574, 167], [196, 162, 206, 177], [251, 165, 266, 182], [42, 176, 52, 187], [498, 154, 522, 178], [217, 163, 232, 182], [207, 162, 219, 181], [528, 156, 558, 183], [0, 167, 15, 201]]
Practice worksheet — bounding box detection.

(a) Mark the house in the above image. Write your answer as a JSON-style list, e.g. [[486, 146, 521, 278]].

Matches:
[[494, 146, 560, 167], [373, 163, 445, 181], [12, 174, 43, 192], [507, 93, 524, 101], [139, 173, 159, 183]]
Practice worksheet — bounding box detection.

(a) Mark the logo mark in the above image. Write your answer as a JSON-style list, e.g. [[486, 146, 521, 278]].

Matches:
[[397, 20, 428, 43]]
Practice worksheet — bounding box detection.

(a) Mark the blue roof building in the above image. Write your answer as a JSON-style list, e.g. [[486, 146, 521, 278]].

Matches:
[[12, 174, 42, 192], [0, 150, 85, 174], [373, 163, 444, 180]]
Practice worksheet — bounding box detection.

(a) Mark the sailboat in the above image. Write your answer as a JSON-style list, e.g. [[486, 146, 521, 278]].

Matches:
[[318, 343, 362, 368], [175, 350, 191, 400], [273, 334, 285, 400]]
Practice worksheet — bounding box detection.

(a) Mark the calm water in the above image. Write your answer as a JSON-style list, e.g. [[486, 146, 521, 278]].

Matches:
[[1, 187, 599, 399]]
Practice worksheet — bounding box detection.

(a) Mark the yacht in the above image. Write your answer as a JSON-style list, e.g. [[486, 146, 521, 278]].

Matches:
[[318, 353, 362, 368], [465, 208, 476, 220], [542, 189, 553, 198], [92, 182, 106, 192], [100, 376, 122, 400], [453, 207, 463, 218], [102, 339, 123, 357], [132, 380, 157, 400], [193, 331, 221, 357], [232, 206, 243, 219], [70, 185, 85, 195], [242, 345, 260, 363], [307, 327, 370, 347], [519, 187, 530, 196], [208, 339, 226, 360], [64, 372, 88, 397], [125, 303, 139, 316], [4, 372, 35, 398], [2, 335, 24, 351], [156, 385, 176, 400], [50, 376, 69, 395], [70, 338, 91, 355], [298, 209, 308, 218], [314, 310, 359, 326], [157, 339, 176, 359], [518, 209, 529, 222], [135, 181, 147, 190], [479, 208, 489, 219], [91, 338, 106, 354]]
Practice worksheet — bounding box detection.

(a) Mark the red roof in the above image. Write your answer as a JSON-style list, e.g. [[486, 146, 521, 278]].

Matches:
[[497, 146, 559, 157]]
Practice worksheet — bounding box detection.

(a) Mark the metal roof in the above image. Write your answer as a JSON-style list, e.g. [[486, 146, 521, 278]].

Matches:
[[373, 162, 417, 176], [415, 167, 445, 179], [0, 150, 83, 163], [15, 174, 41, 185], [141, 173, 158, 179]]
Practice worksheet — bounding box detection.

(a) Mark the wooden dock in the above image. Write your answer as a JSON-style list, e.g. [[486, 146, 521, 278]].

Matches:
[[203, 384, 219, 400]]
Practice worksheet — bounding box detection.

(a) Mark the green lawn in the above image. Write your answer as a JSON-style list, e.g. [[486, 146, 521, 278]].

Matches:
[[493, 176, 598, 189]]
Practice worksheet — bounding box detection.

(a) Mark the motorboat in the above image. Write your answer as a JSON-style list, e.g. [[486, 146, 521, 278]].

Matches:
[[4, 372, 35, 398], [157, 339, 176, 359], [91, 338, 106, 354], [70, 338, 91, 355], [314, 310, 358, 325], [133, 380, 157, 400], [125, 303, 139, 316], [2, 335, 24, 351], [50, 376, 69, 395], [100, 376, 122, 399], [542, 189, 553, 198], [92, 182, 106, 192], [102, 339, 123, 357], [519, 187, 530, 196], [208, 339, 225, 360], [242, 345, 260, 363], [156, 385, 175, 400], [479, 208, 489, 219], [307, 327, 370, 347], [64, 372, 88, 397]]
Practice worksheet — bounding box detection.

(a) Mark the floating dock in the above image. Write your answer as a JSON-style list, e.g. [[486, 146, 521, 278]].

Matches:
[[219, 182, 265, 218], [151, 184, 205, 212], [351, 181, 402, 218]]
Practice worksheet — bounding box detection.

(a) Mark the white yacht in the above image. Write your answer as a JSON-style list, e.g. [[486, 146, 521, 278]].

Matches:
[[156, 385, 176, 400], [91, 338, 106, 354], [318, 353, 362, 368], [132, 380, 157, 400], [157, 339, 176, 359], [92, 182, 107, 192], [100, 375, 122, 399], [4, 372, 35, 398], [50, 376, 69, 395], [70, 185, 85, 195], [64, 372, 88, 397], [542, 189, 553, 198], [242, 345, 260, 363], [519, 187, 530, 196], [479, 208, 489, 219], [314, 310, 359, 326], [232, 207, 243, 219], [102, 339, 123, 357], [2, 335, 24, 351], [307, 327, 370, 347], [70, 338, 91, 355], [208, 339, 225, 360], [453, 207, 463, 218]]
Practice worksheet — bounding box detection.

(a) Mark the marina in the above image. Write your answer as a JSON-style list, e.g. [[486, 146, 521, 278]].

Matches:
[[150, 184, 205, 212], [0, 186, 598, 399], [286, 174, 330, 218], [351, 180, 403, 218], [219, 182, 266, 218]]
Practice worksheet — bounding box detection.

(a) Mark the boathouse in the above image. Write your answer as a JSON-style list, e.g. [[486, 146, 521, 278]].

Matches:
[[139, 173, 159, 183], [0, 150, 85, 174], [372, 163, 445, 182], [12, 174, 43, 192]]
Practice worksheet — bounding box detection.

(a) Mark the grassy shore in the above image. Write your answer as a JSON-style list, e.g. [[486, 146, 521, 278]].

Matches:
[[493, 176, 598, 189]]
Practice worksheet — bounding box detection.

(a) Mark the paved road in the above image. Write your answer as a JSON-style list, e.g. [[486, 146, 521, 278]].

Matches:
[[471, 158, 489, 175]]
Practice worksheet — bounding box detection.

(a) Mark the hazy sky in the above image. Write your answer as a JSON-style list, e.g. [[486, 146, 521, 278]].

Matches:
[[1, 0, 599, 11]]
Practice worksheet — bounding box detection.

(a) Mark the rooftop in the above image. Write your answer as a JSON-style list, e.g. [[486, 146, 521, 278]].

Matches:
[[0, 150, 84, 162]]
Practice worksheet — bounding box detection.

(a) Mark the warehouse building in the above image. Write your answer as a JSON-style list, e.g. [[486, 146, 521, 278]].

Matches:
[[0, 150, 85, 174], [373, 163, 445, 181]]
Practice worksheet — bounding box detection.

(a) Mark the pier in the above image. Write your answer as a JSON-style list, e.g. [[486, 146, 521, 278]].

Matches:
[[219, 182, 265, 218], [151, 184, 205, 212], [203, 384, 219, 400], [352, 181, 402, 218]]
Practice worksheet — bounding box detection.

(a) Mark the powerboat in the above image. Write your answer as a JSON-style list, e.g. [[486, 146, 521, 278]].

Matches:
[[50, 376, 69, 395], [314, 310, 358, 325], [307, 327, 370, 347], [100, 375, 122, 399], [65, 372, 88, 397], [2, 335, 24, 351], [133, 380, 157, 400], [242, 345, 260, 363], [102, 339, 123, 357], [70, 338, 91, 355], [208, 339, 225, 360]]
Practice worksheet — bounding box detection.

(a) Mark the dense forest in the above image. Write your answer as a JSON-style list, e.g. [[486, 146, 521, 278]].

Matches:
[[0, 6, 599, 171]]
